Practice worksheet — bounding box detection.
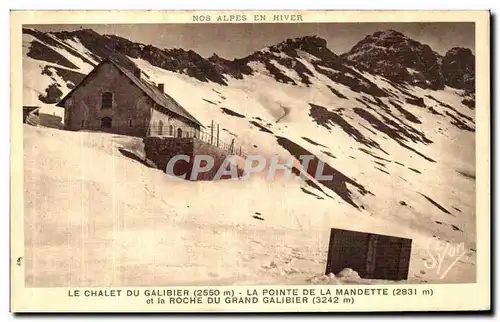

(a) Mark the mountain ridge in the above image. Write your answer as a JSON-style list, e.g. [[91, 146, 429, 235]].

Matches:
[[23, 27, 475, 92]]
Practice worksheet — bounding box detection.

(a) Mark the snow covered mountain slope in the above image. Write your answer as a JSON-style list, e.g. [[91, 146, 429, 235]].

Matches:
[[22, 28, 476, 286]]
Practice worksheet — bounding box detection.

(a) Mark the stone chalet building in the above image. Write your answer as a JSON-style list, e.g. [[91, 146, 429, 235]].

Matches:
[[56, 58, 203, 137]]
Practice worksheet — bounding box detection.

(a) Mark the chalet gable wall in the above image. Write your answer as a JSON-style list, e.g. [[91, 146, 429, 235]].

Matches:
[[64, 61, 152, 137]]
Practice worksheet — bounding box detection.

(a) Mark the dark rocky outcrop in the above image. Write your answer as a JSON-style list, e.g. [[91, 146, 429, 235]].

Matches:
[[405, 97, 426, 107], [308, 103, 383, 152], [389, 100, 421, 124], [342, 30, 445, 90], [353, 106, 435, 162], [276, 136, 371, 209], [249, 121, 273, 134], [27, 41, 79, 69], [419, 193, 452, 215], [41, 65, 86, 87], [24, 28, 97, 68], [441, 47, 475, 90], [327, 85, 348, 99], [342, 30, 475, 92], [38, 84, 63, 104], [301, 137, 327, 148], [461, 98, 475, 109], [208, 54, 253, 80], [220, 107, 245, 118], [266, 35, 389, 96]]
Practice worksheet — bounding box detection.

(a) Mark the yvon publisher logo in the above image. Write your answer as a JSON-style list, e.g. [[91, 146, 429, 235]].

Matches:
[[424, 240, 471, 280]]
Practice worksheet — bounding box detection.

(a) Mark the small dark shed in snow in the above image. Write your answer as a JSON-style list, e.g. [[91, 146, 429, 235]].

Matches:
[[56, 58, 203, 137], [23, 106, 40, 126], [325, 228, 412, 281]]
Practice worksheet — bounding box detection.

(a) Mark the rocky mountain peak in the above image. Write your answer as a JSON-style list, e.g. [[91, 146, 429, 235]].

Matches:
[[54, 28, 101, 38], [269, 35, 328, 53], [208, 53, 223, 61], [342, 29, 445, 90], [262, 35, 336, 63], [345, 29, 418, 58], [371, 29, 407, 40], [447, 46, 474, 56], [441, 47, 475, 90]]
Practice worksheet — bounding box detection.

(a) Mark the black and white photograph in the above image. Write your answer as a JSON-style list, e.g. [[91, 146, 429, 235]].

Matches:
[[10, 10, 491, 312]]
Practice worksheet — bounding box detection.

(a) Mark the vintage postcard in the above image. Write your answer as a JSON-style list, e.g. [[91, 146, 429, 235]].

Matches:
[[10, 10, 490, 312]]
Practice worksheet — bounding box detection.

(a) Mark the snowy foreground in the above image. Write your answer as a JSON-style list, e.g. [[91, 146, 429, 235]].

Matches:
[[23, 124, 475, 286]]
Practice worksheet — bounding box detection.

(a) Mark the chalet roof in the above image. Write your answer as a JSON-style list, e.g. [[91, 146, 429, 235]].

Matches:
[[56, 58, 203, 127]]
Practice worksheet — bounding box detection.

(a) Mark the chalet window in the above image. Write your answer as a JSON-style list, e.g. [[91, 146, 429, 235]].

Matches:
[[101, 117, 112, 128], [129, 119, 133, 127], [158, 120, 164, 135], [177, 128, 183, 138], [169, 125, 174, 136], [81, 119, 84, 127], [102, 92, 113, 109]]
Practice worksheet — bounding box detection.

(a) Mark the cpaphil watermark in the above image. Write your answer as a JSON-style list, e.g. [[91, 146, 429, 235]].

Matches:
[[164, 154, 333, 181], [424, 239, 472, 280]]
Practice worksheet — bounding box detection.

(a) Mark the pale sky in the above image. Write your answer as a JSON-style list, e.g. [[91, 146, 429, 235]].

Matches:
[[28, 22, 475, 59]]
